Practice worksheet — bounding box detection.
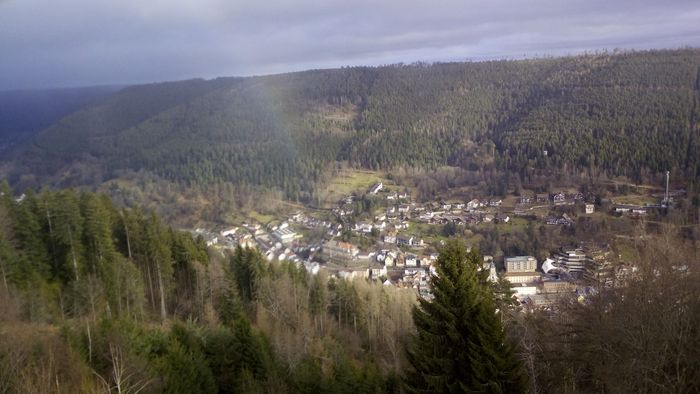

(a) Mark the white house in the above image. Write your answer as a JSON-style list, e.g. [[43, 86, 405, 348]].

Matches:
[[355, 223, 373, 233], [467, 199, 481, 210], [397, 236, 414, 246], [370, 266, 387, 278], [553, 193, 566, 205], [405, 254, 418, 267], [220, 227, 238, 237], [384, 255, 395, 267], [369, 182, 383, 195]]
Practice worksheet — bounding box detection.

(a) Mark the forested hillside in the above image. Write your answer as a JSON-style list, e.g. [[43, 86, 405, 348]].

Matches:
[[0, 185, 417, 392], [5, 49, 700, 201], [0, 86, 119, 155]]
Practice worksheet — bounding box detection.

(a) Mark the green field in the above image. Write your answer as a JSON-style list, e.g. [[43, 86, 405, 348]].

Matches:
[[318, 169, 385, 207], [230, 210, 277, 225], [613, 194, 656, 205]]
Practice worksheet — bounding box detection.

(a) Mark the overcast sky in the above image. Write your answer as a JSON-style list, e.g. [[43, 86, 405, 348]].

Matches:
[[2, 0, 700, 90]]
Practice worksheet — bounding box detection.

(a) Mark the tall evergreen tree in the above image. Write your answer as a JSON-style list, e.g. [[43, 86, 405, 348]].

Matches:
[[404, 240, 527, 393], [230, 246, 266, 306], [144, 212, 173, 321]]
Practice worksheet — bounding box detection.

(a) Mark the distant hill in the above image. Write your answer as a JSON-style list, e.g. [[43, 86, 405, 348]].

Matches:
[[0, 85, 121, 156], [4, 48, 700, 201]]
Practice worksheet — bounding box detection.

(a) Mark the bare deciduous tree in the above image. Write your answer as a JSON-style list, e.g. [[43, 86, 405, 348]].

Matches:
[[93, 344, 152, 394]]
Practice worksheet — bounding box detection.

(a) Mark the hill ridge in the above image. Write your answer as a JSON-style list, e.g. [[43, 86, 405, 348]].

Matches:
[[4, 48, 700, 200]]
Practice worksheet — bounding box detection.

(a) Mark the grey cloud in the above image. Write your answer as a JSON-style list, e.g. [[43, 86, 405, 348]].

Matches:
[[1, 0, 699, 90]]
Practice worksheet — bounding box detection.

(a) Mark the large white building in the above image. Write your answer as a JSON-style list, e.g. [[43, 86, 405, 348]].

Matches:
[[512, 284, 538, 297], [505, 256, 538, 273], [272, 227, 298, 244], [505, 256, 541, 299], [505, 272, 542, 284]]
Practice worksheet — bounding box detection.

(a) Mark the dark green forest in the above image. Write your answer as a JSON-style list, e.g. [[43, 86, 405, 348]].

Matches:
[[5, 49, 700, 202]]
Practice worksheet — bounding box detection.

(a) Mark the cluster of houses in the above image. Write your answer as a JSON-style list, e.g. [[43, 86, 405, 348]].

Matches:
[[500, 254, 576, 305], [343, 195, 513, 232], [318, 235, 442, 298], [396, 267, 435, 300], [320, 240, 432, 269], [194, 221, 319, 272], [332, 186, 618, 255], [378, 251, 438, 299], [341, 190, 598, 235], [369, 182, 410, 201], [351, 217, 410, 235], [191, 177, 677, 306], [290, 211, 344, 238], [522, 192, 585, 205], [494, 244, 611, 307]]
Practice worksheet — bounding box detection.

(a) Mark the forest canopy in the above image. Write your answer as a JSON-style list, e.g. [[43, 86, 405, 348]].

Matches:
[[5, 48, 700, 201]]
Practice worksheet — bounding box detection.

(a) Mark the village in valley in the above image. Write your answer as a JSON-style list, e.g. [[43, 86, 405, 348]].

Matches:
[[192, 171, 686, 308]]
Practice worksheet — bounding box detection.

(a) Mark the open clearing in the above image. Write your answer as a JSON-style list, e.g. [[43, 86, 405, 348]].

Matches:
[[318, 169, 385, 207]]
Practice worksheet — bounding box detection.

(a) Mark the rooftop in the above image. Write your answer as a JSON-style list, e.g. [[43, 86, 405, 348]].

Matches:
[[505, 256, 536, 262]]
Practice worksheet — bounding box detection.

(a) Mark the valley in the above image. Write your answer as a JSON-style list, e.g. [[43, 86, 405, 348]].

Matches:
[[1, 48, 699, 393]]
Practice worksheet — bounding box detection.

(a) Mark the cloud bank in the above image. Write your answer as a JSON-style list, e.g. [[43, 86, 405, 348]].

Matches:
[[1, 0, 699, 90]]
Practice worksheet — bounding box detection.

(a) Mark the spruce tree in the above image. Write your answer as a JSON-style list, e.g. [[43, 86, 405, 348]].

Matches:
[[405, 240, 527, 393], [230, 246, 266, 306]]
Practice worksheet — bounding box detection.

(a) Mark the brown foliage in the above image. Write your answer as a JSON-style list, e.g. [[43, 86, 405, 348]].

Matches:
[[514, 230, 700, 393], [0, 322, 101, 393]]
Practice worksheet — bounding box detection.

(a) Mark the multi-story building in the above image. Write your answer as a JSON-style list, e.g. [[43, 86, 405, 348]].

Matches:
[[553, 247, 592, 278], [505, 256, 538, 273], [505, 256, 541, 299]]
